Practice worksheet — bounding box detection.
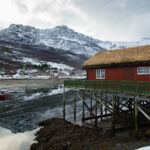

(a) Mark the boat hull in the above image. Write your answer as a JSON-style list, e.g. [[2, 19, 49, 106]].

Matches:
[[0, 94, 9, 100]]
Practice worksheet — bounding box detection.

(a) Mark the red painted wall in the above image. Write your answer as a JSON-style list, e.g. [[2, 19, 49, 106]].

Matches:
[[87, 66, 150, 81]]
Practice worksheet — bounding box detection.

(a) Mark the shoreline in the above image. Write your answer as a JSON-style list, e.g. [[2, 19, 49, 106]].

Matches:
[[30, 118, 150, 150], [0, 79, 64, 89]]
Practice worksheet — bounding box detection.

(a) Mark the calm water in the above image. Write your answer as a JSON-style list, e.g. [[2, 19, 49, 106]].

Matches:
[[0, 85, 87, 150], [0, 85, 84, 133]]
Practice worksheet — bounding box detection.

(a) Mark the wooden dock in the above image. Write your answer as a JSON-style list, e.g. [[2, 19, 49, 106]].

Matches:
[[63, 79, 150, 133]]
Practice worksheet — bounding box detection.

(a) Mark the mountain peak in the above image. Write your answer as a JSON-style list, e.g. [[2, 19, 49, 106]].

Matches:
[[53, 25, 75, 33], [9, 24, 70, 31], [55, 25, 70, 30], [9, 24, 36, 31]]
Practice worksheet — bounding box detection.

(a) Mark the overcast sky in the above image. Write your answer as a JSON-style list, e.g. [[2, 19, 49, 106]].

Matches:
[[0, 0, 150, 41]]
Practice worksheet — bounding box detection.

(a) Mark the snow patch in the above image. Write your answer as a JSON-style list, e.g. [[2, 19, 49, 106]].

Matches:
[[22, 57, 41, 65]]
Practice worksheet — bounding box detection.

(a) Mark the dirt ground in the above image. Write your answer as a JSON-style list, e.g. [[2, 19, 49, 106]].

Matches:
[[0, 79, 64, 89], [30, 118, 150, 150]]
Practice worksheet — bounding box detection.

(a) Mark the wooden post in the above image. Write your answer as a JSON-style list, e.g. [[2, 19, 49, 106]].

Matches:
[[100, 93, 103, 121], [112, 95, 116, 130], [82, 90, 85, 124], [74, 90, 76, 122], [128, 98, 132, 115], [90, 91, 93, 122], [134, 102, 138, 132], [116, 96, 119, 112], [105, 93, 108, 117], [105, 103, 107, 116], [95, 92, 98, 127], [63, 87, 66, 120]]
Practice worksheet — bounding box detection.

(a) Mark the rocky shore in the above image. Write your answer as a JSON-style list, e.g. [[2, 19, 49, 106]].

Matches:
[[30, 118, 150, 150]]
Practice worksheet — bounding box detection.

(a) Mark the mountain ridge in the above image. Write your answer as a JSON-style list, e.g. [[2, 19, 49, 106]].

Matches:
[[0, 24, 106, 56]]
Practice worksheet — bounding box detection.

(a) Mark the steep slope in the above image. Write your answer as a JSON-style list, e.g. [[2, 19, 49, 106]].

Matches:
[[0, 24, 106, 71], [0, 40, 87, 67]]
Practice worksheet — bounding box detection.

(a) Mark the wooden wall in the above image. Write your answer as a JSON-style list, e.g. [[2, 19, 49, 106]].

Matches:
[[87, 65, 150, 81]]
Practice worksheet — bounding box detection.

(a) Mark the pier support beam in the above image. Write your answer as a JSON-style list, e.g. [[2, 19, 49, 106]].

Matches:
[[94, 92, 98, 127], [74, 90, 77, 122], [134, 102, 138, 132], [112, 95, 116, 131], [100, 93, 103, 121], [63, 87, 66, 120], [90, 91, 93, 122], [82, 90, 85, 124]]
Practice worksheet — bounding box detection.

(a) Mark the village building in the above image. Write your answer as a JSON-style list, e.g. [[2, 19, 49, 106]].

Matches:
[[83, 45, 150, 81]]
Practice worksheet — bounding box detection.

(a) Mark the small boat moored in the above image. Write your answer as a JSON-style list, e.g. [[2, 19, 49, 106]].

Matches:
[[0, 90, 9, 100]]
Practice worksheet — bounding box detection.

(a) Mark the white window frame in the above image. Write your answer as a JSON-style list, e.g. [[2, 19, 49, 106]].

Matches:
[[137, 67, 150, 75], [96, 69, 105, 79]]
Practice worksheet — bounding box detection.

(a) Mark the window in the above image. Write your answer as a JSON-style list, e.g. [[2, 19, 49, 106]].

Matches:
[[137, 67, 150, 75], [96, 69, 105, 79]]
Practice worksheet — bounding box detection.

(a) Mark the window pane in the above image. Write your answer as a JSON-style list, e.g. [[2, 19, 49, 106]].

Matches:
[[96, 69, 105, 79], [138, 67, 150, 75]]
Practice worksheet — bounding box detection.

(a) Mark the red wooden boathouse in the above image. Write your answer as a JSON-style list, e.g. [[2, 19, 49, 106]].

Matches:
[[64, 46, 150, 130], [83, 45, 150, 81]]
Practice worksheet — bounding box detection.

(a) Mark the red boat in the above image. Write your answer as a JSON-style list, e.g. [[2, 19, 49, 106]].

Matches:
[[0, 91, 9, 100], [0, 94, 9, 100]]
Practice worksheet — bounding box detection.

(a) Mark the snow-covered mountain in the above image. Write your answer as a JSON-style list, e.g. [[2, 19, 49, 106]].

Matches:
[[0, 24, 149, 55], [0, 24, 150, 74], [0, 24, 105, 56]]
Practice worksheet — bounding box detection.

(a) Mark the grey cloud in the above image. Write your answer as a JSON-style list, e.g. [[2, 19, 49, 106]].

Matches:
[[31, 0, 88, 28], [33, 2, 53, 13], [12, 0, 29, 14], [71, 0, 150, 40]]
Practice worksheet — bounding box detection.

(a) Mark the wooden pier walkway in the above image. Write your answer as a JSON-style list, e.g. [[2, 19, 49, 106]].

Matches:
[[64, 80, 150, 96]]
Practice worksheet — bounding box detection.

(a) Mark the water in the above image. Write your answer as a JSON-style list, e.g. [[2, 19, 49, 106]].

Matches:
[[0, 127, 38, 150], [0, 85, 83, 133], [0, 85, 87, 150]]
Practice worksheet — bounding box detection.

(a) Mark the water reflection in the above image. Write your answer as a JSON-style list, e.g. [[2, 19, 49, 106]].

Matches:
[[0, 86, 87, 150], [0, 127, 38, 150], [0, 85, 80, 133]]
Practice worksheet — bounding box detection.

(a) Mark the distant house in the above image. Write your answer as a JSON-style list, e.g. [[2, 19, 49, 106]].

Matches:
[[83, 45, 150, 81]]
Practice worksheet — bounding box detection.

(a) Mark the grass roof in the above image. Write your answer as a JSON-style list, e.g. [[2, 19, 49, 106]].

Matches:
[[83, 45, 150, 68]]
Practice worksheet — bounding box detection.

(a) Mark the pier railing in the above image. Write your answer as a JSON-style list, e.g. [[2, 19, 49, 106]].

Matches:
[[64, 80, 150, 96]]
